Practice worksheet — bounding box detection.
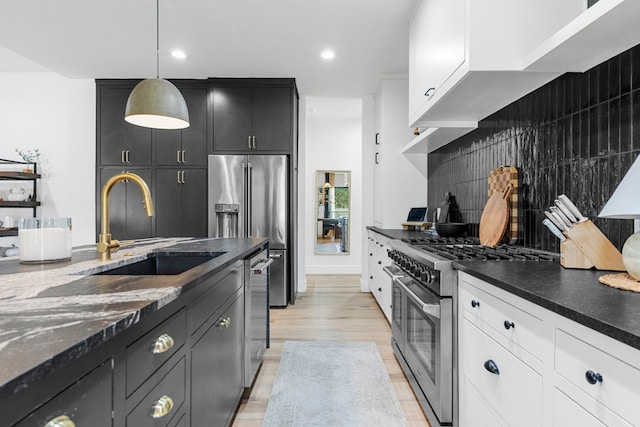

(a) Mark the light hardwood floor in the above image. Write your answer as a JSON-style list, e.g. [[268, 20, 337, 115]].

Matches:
[[232, 274, 431, 427]]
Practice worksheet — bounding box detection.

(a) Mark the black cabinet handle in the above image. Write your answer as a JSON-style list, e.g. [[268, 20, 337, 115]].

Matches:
[[585, 370, 603, 385], [370, 252, 373, 256], [375, 152, 380, 164], [471, 300, 480, 308], [378, 260, 382, 265], [484, 359, 500, 375], [504, 320, 515, 330], [369, 276, 373, 280], [378, 287, 382, 292], [424, 87, 435, 98], [375, 132, 380, 145]]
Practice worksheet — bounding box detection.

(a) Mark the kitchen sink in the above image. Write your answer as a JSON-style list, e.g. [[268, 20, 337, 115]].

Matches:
[[90, 253, 223, 276]]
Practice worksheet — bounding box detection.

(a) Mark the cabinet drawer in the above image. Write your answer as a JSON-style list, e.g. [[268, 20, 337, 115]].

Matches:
[[460, 377, 506, 427], [188, 262, 242, 335], [461, 318, 542, 427], [126, 356, 186, 427], [552, 387, 632, 427], [16, 361, 112, 427], [460, 281, 543, 360], [555, 329, 640, 426], [126, 309, 186, 396]]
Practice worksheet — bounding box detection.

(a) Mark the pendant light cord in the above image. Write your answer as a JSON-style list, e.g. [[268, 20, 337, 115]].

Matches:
[[156, 0, 160, 78]]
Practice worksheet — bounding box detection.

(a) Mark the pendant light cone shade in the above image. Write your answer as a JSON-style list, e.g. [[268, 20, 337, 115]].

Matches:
[[125, 78, 190, 129]]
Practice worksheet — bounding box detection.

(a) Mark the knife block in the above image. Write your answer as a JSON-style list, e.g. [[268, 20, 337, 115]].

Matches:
[[561, 220, 625, 271], [560, 240, 594, 269]]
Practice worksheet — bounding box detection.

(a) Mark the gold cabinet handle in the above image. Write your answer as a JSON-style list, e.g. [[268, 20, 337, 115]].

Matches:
[[217, 317, 231, 328], [181, 150, 186, 163], [44, 415, 76, 427], [181, 170, 185, 184], [248, 135, 252, 149], [152, 333, 175, 354], [252, 135, 256, 149], [151, 395, 174, 419], [177, 150, 182, 164]]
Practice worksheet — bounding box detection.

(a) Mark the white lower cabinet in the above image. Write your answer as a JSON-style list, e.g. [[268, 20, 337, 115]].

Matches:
[[367, 230, 391, 323], [458, 272, 640, 427]]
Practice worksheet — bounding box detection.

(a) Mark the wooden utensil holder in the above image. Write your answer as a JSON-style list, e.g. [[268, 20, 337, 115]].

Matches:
[[561, 220, 625, 271]]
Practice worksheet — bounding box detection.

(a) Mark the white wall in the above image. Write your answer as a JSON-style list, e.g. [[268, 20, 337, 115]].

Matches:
[[374, 78, 427, 228], [304, 97, 363, 275], [0, 72, 95, 247]]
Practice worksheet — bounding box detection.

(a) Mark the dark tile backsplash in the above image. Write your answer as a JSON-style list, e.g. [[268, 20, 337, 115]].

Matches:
[[428, 44, 640, 253]]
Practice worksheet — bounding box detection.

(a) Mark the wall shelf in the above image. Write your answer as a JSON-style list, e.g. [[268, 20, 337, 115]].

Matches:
[[0, 158, 41, 237]]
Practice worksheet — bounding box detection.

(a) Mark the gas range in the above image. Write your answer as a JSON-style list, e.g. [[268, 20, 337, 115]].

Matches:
[[387, 238, 557, 297], [387, 236, 557, 427]]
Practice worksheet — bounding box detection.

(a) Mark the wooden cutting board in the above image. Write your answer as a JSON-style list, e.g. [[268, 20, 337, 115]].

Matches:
[[488, 166, 519, 244], [479, 184, 513, 247]]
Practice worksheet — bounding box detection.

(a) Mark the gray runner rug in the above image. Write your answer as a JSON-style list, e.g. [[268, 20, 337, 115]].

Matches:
[[262, 341, 409, 427]]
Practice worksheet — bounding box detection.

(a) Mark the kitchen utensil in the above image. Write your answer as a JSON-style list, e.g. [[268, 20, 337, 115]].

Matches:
[[435, 222, 468, 237], [544, 210, 566, 231], [487, 166, 519, 244], [554, 199, 578, 223], [479, 184, 513, 246], [558, 194, 588, 222], [550, 206, 573, 229], [542, 218, 566, 241], [438, 192, 451, 223]]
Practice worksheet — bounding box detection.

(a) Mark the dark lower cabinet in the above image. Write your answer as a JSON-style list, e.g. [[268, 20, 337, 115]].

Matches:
[[191, 291, 244, 427], [8, 260, 248, 427], [155, 168, 207, 237], [15, 361, 112, 427]]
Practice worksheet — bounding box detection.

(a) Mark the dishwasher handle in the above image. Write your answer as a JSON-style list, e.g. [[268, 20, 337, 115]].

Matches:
[[252, 258, 275, 274]]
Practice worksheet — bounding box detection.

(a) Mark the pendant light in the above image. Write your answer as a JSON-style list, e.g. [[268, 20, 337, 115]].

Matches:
[[124, 0, 190, 129]]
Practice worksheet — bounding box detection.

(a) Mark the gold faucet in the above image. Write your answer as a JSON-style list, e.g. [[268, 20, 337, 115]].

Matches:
[[97, 172, 154, 261]]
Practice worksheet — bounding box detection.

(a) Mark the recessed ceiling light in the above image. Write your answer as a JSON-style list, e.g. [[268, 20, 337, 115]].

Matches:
[[171, 50, 187, 59], [320, 49, 335, 60]]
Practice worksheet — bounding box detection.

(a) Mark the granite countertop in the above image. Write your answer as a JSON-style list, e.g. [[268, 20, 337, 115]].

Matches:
[[454, 261, 640, 351], [0, 237, 268, 400]]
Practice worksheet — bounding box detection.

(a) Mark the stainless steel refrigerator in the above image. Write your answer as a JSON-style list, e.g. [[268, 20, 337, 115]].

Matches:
[[208, 155, 289, 306]]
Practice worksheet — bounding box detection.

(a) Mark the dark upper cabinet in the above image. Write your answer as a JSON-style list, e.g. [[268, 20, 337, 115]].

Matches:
[[97, 84, 152, 166], [155, 168, 207, 238], [212, 82, 294, 153], [156, 84, 208, 166]]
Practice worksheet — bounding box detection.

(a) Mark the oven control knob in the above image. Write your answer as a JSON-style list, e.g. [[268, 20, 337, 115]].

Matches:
[[422, 269, 433, 284]]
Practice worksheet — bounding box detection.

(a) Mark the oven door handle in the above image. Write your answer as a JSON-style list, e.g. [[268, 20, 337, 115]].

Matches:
[[393, 276, 441, 319], [383, 265, 401, 278]]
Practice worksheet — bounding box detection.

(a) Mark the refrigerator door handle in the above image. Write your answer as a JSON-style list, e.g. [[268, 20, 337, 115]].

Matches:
[[247, 162, 253, 237], [269, 253, 282, 259]]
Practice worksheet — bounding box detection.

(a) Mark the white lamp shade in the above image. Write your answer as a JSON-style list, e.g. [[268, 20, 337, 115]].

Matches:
[[125, 78, 190, 130], [599, 155, 640, 219]]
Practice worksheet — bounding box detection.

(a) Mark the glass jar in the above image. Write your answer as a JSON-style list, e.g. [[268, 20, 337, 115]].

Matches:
[[18, 218, 72, 263]]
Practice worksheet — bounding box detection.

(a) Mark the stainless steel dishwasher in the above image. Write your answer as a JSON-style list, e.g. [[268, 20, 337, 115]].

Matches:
[[244, 249, 272, 388]]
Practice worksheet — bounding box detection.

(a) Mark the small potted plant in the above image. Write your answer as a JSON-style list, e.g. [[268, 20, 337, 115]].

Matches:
[[15, 148, 40, 173]]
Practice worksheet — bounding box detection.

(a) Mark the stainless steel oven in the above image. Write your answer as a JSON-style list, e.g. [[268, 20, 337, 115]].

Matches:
[[391, 272, 453, 424], [385, 261, 453, 426]]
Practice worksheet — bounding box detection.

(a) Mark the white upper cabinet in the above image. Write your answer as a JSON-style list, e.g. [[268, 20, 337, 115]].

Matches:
[[408, 0, 466, 123], [525, 0, 640, 72], [408, 0, 582, 130]]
